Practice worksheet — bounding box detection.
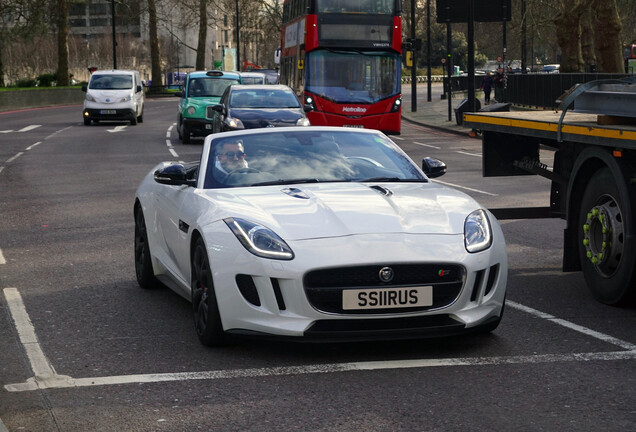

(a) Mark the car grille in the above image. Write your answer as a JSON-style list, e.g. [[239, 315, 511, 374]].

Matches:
[[304, 264, 465, 314], [205, 106, 215, 119]]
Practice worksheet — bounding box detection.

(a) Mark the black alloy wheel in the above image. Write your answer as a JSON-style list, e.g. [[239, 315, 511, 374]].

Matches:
[[134, 206, 159, 289], [191, 237, 227, 346]]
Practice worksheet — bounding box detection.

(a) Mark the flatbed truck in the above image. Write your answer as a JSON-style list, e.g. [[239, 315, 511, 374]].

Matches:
[[462, 77, 636, 306]]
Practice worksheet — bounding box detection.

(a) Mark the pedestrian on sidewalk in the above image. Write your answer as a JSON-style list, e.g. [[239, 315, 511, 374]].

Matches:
[[493, 66, 505, 102], [480, 71, 494, 105]]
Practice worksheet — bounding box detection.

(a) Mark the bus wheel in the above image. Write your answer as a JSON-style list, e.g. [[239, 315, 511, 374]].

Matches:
[[578, 168, 636, 305]]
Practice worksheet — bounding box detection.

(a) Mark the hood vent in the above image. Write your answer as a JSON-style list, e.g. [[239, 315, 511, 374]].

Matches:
[[281, 187, 310, 199], [369, 185, 393, 196]]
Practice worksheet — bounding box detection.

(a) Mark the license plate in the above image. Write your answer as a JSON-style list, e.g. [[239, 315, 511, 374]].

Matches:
[[343, 124, 364, 128], [205, 124, 212, 130], [342, 286, 433, 310], [100, 109, 116, 115]]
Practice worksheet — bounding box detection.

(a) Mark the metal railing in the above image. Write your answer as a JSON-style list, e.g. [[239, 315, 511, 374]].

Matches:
[[441, 73, 633, 109]]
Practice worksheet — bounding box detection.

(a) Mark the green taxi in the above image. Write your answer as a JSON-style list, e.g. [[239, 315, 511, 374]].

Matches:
[[176, 70, 241, 144]]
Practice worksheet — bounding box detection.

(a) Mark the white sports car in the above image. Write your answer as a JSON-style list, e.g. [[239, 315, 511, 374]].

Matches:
[[134, 127, 507, 346]]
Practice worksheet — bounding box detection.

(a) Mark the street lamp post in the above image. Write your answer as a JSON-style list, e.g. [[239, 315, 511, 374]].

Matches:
[[235, 0, 241, 71], [111, 0, 117, 69]]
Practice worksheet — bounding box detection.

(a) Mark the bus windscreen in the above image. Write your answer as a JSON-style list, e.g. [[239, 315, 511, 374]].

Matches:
[[305, 50, 400, 104]]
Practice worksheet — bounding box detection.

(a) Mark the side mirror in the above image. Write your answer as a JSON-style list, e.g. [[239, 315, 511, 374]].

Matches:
[[212, 104, 225, 114], [136, 85, 143, 93], [154, 164, 196, 187], [422, 157, 447, 178], [303, 104, 314, 112], [81, 85, 87, 92]]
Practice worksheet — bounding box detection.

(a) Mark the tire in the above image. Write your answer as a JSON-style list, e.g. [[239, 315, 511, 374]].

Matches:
[[181, 125, 191, 144], [137, 112, 144, 123], [578, 168, 636, 305], [130, 116, 138, 126], [191, 237, 228, 346], [134, 206, 159, 289], [83, 118, 91, 126]]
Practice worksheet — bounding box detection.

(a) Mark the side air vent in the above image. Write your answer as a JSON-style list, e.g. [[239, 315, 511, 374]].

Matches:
[[470, 269, 485, 302], [484, 264, 499, 296], [271, 278, 286, 311], [236, 274, 261, 306]]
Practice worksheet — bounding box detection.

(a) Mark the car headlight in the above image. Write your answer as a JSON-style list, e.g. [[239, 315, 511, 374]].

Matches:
[[464, 209, 492, 253], [296, 117, 311, 126], [85, 94, 96, 102], [224, 217, 294, 260], [226, 116, 244, 129], [187, 106, 196, 115], [120, 94, 132, 102]]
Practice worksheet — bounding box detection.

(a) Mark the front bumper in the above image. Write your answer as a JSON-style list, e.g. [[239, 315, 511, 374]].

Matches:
[[202, 225, 508, 341], [182, 117, 214, 136], [84, 108, 135, 121]]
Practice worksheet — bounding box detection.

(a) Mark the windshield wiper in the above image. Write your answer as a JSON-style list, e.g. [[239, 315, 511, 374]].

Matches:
[[360, 177, 426, 183], [250, 178, 321, 186]]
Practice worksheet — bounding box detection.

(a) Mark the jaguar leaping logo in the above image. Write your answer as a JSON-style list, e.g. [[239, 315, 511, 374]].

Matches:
[[379, 267, 394, 283]]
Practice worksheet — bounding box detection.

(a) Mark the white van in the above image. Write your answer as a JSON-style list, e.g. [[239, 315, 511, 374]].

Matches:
[[82, 70, 145, 125], [239, 71, 267, 85]]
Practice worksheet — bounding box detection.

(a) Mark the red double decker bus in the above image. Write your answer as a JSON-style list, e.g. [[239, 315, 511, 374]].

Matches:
[[280, 0, 403, 135]]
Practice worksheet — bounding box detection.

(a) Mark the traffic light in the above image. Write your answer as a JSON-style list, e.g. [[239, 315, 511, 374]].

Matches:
[[405, 51, 413, 68]]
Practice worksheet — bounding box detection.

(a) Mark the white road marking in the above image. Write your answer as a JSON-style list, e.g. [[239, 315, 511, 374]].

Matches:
[[25, 141, 42, 151], [432, 179, 498, 196], [166, 125, 179, 157], [3, 289, 60, 385], [107, 125, 128, 133], [45, 126, 72, 140], [5, 152, 23, 164], [507, 300, 636, 350], [4, 286, 635, 392], [5, 350, 636, 392], [391, 136, 404, 140], [413, 141, 441, 149], [18, 125, 41, 132], [456, 150, 482, 158], [0, 130, 13, 134], [0, 248, 5, 264]]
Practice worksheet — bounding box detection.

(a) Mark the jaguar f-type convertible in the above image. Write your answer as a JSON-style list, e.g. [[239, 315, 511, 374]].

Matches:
[[134, 127, 507, 346]]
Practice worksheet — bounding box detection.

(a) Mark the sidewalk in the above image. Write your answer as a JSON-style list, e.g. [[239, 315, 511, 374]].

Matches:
[[400, 82, 479, 135]]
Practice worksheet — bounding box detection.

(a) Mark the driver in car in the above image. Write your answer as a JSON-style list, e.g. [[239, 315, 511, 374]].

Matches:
[[215, 139, 248, 180]]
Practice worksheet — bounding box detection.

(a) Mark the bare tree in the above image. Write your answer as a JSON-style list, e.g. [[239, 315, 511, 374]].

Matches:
[[196, 0, 207, 69], [55, 0, 70, 85], [592, 0, 624, 72], [147, 0, 163, 92]]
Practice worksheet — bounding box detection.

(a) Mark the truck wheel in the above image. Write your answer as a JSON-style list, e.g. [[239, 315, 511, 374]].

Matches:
[[578, 168, 636, 305]]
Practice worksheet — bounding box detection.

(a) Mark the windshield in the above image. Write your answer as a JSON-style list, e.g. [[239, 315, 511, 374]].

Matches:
[[89, 74, 133, 90], [305, 50, 400, 103], [188, 78, 240, 97], [316, 0, 396, 14], [230, 89, 301, 109], [204, 130, 425, 188]]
